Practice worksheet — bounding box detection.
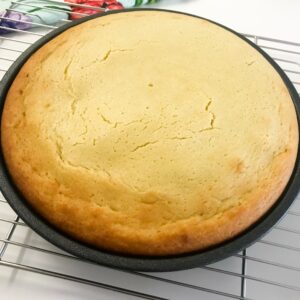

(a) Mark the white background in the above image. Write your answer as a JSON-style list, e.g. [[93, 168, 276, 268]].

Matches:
[[154, 0, 300, 42]]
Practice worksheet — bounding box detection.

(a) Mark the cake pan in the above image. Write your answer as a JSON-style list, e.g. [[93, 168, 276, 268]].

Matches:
[[0, 9, 300, 272]]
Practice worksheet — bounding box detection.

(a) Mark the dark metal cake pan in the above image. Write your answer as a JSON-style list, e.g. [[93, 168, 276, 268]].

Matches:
[[0, 9, 299, 272]]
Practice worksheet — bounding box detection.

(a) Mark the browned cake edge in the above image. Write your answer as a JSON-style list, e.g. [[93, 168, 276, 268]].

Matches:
[[1, 23, 298, 256]]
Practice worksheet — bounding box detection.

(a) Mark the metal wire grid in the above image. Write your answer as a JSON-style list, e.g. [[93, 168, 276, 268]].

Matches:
[[0, 2, 300, 299]]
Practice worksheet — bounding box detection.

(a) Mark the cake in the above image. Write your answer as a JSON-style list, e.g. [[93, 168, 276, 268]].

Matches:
[[1, 10, 298, 256]]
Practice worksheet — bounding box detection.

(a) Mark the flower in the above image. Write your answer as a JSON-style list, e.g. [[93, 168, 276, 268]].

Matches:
[[64, 0, 124, 20], [0, 11, 32, 34]]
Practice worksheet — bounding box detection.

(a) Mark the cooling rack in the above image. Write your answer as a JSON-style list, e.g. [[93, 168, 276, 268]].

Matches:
[[1, 1, 300, 299]]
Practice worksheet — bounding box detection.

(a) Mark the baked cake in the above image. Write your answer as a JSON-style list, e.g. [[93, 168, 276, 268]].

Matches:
[[1, 11, 298, 255]]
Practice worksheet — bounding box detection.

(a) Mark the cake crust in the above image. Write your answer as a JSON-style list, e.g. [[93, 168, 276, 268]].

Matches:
[[1, 11, 298, 255]]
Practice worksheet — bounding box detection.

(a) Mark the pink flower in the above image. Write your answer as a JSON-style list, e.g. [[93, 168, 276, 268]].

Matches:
[[64, 0, 124, 20]]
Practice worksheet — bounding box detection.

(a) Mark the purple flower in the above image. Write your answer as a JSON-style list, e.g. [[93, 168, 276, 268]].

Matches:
[[0, 11, 33, 34]]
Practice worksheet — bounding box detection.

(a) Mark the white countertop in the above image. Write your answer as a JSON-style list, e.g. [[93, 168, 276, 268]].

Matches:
[[1, 1, 300, 300], [154, 0, 300, 42]]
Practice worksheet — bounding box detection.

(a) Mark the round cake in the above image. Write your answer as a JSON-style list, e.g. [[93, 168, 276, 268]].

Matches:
[[1, 10, 298, 256]]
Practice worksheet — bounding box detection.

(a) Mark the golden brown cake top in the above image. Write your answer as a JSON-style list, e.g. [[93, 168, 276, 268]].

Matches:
[[1, 11, 298, 255]]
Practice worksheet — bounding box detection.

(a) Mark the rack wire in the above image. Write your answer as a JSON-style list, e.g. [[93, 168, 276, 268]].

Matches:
[[0, 2, 300, 299]]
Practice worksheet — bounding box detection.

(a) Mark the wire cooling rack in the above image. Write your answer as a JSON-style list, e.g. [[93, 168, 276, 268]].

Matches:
[[1, 2, 300, 300]]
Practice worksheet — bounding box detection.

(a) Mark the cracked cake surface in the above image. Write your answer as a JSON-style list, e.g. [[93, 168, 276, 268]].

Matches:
[[1, 11, 298, 255]]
